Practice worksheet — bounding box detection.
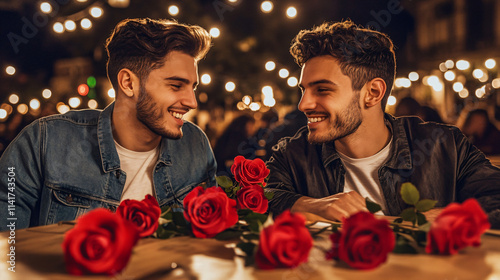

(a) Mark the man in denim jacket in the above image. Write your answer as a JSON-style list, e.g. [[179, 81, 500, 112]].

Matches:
[[266, 20, 500, 228], [0, 18, 216, 230]]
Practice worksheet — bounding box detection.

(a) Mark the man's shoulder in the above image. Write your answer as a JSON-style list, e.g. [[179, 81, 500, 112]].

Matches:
[[273, 126, 310, 152], [392, 115, 460, 135], [180, 121, 208, 138], [41, 109, 102, 126]]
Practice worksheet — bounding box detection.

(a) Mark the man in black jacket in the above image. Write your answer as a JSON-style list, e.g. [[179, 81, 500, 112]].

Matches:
[[266, 20, 500, 228]]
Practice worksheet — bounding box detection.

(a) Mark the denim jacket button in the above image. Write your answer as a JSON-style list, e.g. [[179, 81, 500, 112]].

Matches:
[[66, 194, 73, 203]]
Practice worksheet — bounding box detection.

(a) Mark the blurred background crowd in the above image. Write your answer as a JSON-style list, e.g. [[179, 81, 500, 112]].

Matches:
[[1, 0, 500, 174]]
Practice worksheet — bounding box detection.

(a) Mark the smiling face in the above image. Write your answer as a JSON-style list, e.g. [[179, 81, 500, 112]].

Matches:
[[298, 55, 363, 144], [136, 50, 199, 139]]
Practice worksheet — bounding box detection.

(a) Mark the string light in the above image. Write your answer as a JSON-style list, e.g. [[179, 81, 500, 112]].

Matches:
[[17, 104, 28, 115], [456, 60, 470, 70], [265, 61, 276, 71], [8, 94, 19, 104], [452, 82, 464, 92], [286, 6, 297, 18], [209, 27, 220, 38], [5, 66, 15, 75], [278, 68, 289, 78], [472, 69, 484, 79], [0, 109, 7, 120], [262, 86, 273, 96], [485, 59, 496, 69], [444, 70, 455, 81], [249, 102, 261, 111], [287, 76, 298, 87], [242, 95, 252, 105], [493, 78, 500, 89], [90, 7, 103, 18], [42, 89, 52, 99], [458, 89, 469, 98], [69, 97, 82, 108], [29, 99, 40, 110], [168, 5, 179, 16], [64, 20, 76, 32], [261, 1, 273, 13], [88, 99, 98, 109], [201, 74, 211, 85], [387, 96, 397, 106], [53, 22, 64, 33], [107, 88, 116, 98], [57, 103, 70, 114], [81, 18, 92, 30], [40, 2, 52, 13], [225, 81, 236, 92], [445, 60, 454, 69], [408, 72, 419, 81]]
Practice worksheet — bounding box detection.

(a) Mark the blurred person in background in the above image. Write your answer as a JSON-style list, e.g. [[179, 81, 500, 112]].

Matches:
[[460, 109, 500, 155], [213, 114, 256, 176], [0, 18, 216, 231]]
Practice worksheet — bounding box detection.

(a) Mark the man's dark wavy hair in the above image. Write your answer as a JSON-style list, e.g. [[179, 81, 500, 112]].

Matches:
[[105, 18, 212, 91], [290, 20, 396, 109]]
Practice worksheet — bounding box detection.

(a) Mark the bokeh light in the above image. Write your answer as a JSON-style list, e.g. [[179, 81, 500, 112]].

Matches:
[[64, 20, 76, 31], [88, 99, 98, 109], [279, 68, 289, 78], [286, 6, 297, 18], [69, 97, 82, 108], [456, 60, 470, 70], [17, 104, 28, 115], [485, 59, 496, 69], [107, 88, 116, 98], [387, 96, 397, 106], [168, 5, 179, 16], [53, 22, 64, 33], [408, 72, 419, 81], [5, 66, 15, 75], [225, 81, 236, 92], [40, 2, 52, 13], [261, 1, 273, 13], [29, 99, 40, 110], [287, 76, 298, 87], [201, 74, 211, 85], [209, 27, 220, 38], [81, 18, 92, 30], [8, 94, 19, 104], [78, 84, 90, 96], [265, 61, 276, 71], [90, 7, 103, 18]]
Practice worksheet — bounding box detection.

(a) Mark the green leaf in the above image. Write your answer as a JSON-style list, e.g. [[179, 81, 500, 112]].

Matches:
[[400, 183, 420, 205], [416, 212, 427, 226], [236, 242, 257, 257], [415, 199, 437, 212], [242, 233, 261, 241], [216, 176, 234, 188], [248, 219, 262, 233], [365, 198, 382, 214], [243, 212, 268, 225], [393, 218, 403, 224], [400, 207, 416, 223], [393, 236, 418, 254], [215, 229, 243, 240], [418, 222, 431, 233], [237, 208, 253, 218], [172, 211, 187, 227], [264, 191, 274, 200]]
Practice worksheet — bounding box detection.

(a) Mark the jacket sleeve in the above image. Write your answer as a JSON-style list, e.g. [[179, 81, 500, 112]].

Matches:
[[0, 120, 44, 231], [265, 139, 304, 216], [454, 127, 500, 229]]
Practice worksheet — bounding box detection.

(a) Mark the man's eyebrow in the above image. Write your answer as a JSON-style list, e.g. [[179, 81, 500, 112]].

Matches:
[[299, 79, 337, 90], [165, 76, 198, 87]]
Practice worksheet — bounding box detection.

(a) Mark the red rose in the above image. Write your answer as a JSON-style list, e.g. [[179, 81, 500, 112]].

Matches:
[[231, 156, 270, 187], [327, 211, 395, 270], [425, 198, 490, 255], [236, 184, 268, 214], [62, 209, 139, 275], [256, 210, 313, 269], [117, 194, 161, 237], [183, 186, 238, 238]]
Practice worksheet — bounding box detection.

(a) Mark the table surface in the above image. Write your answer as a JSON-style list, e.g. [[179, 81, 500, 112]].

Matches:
[[1, 221, 500, 280]]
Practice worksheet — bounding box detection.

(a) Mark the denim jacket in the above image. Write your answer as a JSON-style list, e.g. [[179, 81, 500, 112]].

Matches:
[[0, 102, 217, 230], [266, 114, 500, 228]]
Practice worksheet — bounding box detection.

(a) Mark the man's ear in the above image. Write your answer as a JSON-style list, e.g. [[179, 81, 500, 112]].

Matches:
[[364, 78, 387, 108], [117, 69, 139, 98]]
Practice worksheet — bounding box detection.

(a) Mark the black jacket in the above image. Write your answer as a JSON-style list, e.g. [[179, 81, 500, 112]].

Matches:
[[266, 114, 500, 228]]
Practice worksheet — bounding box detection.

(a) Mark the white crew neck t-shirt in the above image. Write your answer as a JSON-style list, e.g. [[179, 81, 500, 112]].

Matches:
[[337, 139, 393, 214], [114, 140, 159, 202]]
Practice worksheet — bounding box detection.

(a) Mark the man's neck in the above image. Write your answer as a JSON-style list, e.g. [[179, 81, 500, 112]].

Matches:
[[112, 100, 161, 152], [334, 113, 391, 159]]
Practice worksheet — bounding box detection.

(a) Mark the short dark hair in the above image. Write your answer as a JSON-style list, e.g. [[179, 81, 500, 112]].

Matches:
[[290, 20, 396, 109], [105, 18, 212, 91]]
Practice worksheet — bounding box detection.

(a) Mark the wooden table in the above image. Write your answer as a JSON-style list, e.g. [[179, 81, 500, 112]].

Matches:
[[1, 222, 500, 280]]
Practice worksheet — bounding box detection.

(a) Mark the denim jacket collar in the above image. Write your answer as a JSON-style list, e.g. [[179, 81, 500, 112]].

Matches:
[[320, 113, 413, 170], [97, 102, 176, 173]]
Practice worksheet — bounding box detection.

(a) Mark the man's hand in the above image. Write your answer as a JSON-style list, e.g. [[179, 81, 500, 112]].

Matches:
[[291, 191, 368, 222]]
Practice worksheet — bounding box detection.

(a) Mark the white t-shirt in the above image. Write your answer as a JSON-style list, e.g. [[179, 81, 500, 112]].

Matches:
[[114, 140, 159, 202], [338, 139, 393, 214]]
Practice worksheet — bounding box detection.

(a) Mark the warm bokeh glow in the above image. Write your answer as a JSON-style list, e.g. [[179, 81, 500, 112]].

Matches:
[[64, 20, 76, 31], [225, 81, 236, 92], [387, 96, 397, 106], [168, 5, 179, 16], [456, 60, 470, 70], [485, 59, 496, 69], [5, 66, 15, 75], [69, 97, 82, 108], [81, 18, 92, 30], [287, 76, 298, 87], [17, 104, 28, 115], [458, 89, 469, 98], [408, 72, 419, 81], [90, 7, 103, 18], [452, 82, 464, 92], [53, 22, 64, 33], [40, 2, 52, 13], [286, 6, 297, 18], [261, 1, 273, 13], [265, 61, 276, 71], [88, 99, 98, 109], [108, 88, 116, 98], [29, 99, 40, 110], [201, 74, 211, 85], [209, 27, 220, 38], [278, 68, 289, 78], [444, 70, 455, 81], [8, 94, 19, 104]]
